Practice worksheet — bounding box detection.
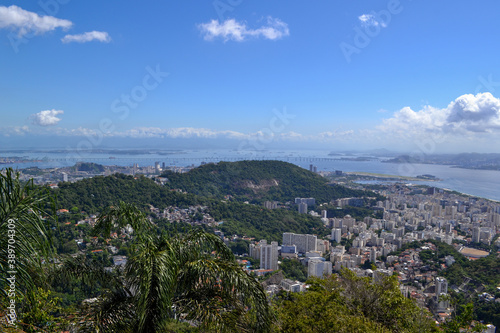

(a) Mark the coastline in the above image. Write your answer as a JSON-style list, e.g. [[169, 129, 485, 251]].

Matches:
[[344, 171, 441, 182], [2, 150, 500, 202]]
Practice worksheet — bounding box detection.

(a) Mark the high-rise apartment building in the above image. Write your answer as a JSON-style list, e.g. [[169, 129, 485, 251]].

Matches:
[[308, 260, 332, 278], [283, 232, 317, 253], [331, 228, 342, 243], [472, 227, 480, 243], [298, 202, 308, 214], [436, 277, 448, 296], [260, 241, 278, 270]]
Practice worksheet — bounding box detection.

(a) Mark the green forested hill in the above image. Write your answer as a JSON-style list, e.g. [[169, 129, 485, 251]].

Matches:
[[52, 174, 200, 213], [162, 160, 378, 203], [50, 173, 329, 241], [49, 161, 375, 240]]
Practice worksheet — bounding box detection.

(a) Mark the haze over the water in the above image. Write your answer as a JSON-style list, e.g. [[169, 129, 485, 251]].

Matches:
[[1, 1, 500, 153]]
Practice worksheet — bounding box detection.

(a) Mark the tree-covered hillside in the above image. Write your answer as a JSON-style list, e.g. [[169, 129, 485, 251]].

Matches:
[[207, 201, 329, 242], [48, 172, 330, 242], [49, 161, 380, 243], [70, 162, 106, 173], [162, 160, 380, 203], [52, 174, 200, 213]]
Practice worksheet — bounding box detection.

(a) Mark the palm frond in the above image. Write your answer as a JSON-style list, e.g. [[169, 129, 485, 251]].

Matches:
[[0, 168, 54, 302], [175, 229, 235, 263], [78, 287, 136, 333], [176, 258, 272, 332], [53, 255, 123, 290], [92, 201, 153, 240], [72, 203, 273, 333], [125, 238, 178, 333]]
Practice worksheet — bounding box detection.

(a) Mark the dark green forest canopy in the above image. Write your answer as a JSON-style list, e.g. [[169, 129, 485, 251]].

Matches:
[[161, 160, 382, 203], [51, 174, 200, 213]]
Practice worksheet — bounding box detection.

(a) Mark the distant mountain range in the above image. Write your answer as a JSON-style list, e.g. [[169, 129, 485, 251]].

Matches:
[[383, 153, 500, 170]]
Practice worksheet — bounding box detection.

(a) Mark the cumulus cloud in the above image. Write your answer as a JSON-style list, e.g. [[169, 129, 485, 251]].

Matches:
[[31, 109, 64, 126], [446, 93, 500, 132], [61, 31, 111, 43], [379, 93, 500, 137], [0, 5, 72, 36], [378, 105, 445, 138], [358, 13, 387, 28], [198, 17, 289, 42]]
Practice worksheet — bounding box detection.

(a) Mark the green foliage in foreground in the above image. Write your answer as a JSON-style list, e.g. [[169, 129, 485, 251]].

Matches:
[[273, 269, 438, 333], [162, 160, 379, 203], [17, 288, 67, 333], [58, 202, 272, 333], [441, 303, 486, 333], [0, 169, 54, 304]]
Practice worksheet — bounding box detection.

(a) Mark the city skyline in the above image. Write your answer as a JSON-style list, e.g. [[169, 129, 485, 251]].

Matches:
[[2, 1, 500, 152]]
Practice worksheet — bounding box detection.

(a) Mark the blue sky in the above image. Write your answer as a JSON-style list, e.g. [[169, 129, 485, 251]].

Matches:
[[1, 1, 500, 153]]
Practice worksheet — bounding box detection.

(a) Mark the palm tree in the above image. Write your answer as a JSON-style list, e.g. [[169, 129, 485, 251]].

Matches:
[[63, 201, 272, 332], [0, 168, 54, 303]]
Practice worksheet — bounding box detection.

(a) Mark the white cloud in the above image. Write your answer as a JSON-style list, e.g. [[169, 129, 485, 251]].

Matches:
[[446, 93, 500, 132], [379, 93, 500, 138], [67, 127, 98, 136], [245, 130, 357, 143], [277, 131, 304, 141], [41, 126, 358, 143], [61, 31, 111, 44], [358, 13, 387, 28], [172, 128, 246, 139], [0, 5, 72, 36], [317, 130, 354, 139], [378, 105, 445, 138], [198, 17, 289, 42], [31, 109, 64, 126], [0, 123, 364, 150], [0, 126, 30, 137], [112, 127, 247, 140]]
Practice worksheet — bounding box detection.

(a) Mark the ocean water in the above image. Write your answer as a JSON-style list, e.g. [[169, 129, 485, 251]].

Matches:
[[2, 149, 500, 201]]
